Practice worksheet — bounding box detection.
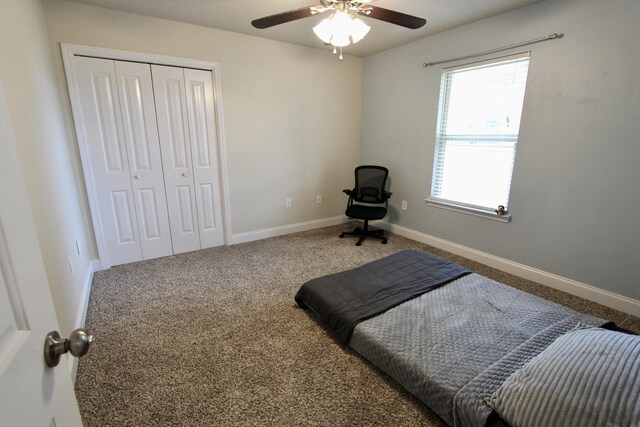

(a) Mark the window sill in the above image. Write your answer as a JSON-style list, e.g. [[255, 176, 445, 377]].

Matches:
[[425, 199, 511, 223]]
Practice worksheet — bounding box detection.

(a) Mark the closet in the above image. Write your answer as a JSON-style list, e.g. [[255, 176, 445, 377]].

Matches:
[[71, 56, 224, 266]]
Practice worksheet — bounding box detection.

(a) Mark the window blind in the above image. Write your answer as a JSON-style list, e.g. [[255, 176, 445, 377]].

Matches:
[[430, 52, 531, 213]]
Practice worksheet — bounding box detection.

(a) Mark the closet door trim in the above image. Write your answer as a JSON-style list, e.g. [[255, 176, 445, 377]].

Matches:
[[62, 43, 231, 269]]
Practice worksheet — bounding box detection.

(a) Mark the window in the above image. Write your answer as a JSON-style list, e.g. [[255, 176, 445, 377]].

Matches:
[[428, 53, 530, 220]]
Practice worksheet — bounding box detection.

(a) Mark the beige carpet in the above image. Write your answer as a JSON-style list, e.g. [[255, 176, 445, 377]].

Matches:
[[75, 224, 639, 426]]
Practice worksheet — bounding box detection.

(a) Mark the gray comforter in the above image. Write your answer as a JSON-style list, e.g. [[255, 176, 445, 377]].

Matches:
[[348, 273, 605, 427]]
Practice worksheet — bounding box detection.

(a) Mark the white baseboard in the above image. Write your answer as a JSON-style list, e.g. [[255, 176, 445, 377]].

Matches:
[[230, 216, 349, 245], [379, 222, 640, 318], [70, 258, 99, 383]]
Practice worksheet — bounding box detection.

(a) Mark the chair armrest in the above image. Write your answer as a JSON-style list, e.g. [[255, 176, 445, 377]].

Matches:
[[343, 189, 354, 195], [383, 191, 393, 199]]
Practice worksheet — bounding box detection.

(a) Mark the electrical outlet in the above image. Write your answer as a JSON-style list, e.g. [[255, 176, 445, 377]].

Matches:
[[401, 200, 408, 211], [286, 198, 292, 208], [316, 195, 322, 204]]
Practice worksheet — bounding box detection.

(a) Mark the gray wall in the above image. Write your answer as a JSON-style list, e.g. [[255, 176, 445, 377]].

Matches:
[[362, 0, 640, 299]]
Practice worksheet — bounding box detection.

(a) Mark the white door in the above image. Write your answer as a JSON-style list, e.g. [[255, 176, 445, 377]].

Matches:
[[184, 69, 225, 248], [74, 57, 173, 265], [75, 56, 143, 266], [151, 65, 201, 254], [0, 87, 83, 426], [114, 61, 173, 260]]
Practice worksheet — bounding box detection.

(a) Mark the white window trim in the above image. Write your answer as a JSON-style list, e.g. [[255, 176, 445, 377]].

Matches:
[[426, 198, 511, 223]]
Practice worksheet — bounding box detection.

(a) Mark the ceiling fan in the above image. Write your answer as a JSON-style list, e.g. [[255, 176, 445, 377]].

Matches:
[[251, 0, 426, 59]]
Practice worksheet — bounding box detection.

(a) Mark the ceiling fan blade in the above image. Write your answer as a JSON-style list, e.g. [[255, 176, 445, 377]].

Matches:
[[251, 6, 317, 29], [359, 6, 426, 29]]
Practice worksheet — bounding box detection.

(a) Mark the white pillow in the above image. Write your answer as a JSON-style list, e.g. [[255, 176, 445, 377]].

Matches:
[[488, 328, 640, 427]]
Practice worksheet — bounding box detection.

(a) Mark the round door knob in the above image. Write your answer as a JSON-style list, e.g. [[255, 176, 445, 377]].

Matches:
[[133, 174, 141, 180], [67, 329, 93, 358], [181, 172, 188, 177], [44, 328, 94, 367]]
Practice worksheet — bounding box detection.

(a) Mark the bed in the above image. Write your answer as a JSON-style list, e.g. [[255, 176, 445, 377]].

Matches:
[[295, 250, 640, 427]]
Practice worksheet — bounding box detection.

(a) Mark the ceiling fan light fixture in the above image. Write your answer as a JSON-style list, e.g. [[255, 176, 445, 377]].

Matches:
[[349, 17, 370, 43], [312, 13, 336, 44], [312, 9, 370, 48], [330, 11, 353, 46], [331, 33, 351, 47], [252, 1, 426, 60]]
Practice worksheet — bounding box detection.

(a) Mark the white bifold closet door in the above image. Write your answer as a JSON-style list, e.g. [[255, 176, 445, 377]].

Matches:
[[73, 57, 224, 266], [151, 65, 224, 253], [74, 57, 173, 266], [182, 68, 225, 249]]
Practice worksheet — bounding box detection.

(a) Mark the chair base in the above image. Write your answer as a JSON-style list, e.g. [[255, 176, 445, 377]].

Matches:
[[339, 222, 387, 246]]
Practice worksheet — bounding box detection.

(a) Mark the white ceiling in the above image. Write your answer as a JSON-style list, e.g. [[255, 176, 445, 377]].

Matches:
[[66, 0, 542, 57]]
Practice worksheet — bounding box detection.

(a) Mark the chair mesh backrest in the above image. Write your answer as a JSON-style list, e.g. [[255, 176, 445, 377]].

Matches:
[[354, 166, 388, 203]]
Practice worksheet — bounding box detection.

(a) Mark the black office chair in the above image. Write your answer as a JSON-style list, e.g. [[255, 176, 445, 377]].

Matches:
[[339, 165, 392, 246]]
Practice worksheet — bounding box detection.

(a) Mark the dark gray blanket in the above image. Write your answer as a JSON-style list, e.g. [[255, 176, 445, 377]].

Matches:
[[294, 250, 470, 343]]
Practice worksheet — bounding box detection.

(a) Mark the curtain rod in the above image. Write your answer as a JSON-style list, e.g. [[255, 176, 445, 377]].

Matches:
[[422, 33, 563, 68]]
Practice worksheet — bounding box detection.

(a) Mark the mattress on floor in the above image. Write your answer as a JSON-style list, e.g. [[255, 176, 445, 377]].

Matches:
[[296, 250, 606, 427], [349, 273, 605, 426]]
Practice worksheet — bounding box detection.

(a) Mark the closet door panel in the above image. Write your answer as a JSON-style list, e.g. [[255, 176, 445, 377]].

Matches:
[[176, 185, 196, 233], [137, 188, 163, 239], [74, 57, 142, 266], [151, 65, 200, 254], [184, 69, 225, 247], [111, 191, 137, 244], [114, 61, 173, 260]]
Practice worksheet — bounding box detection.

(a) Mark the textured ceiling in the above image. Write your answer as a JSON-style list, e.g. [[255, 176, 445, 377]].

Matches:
[[66, 0, 542, 57]]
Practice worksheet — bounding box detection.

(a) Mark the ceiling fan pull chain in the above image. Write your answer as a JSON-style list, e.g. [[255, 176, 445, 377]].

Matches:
[[331, 46, 343, 61]]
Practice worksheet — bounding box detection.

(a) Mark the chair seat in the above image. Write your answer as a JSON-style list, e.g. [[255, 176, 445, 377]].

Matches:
[[345, 204, 387, 220]]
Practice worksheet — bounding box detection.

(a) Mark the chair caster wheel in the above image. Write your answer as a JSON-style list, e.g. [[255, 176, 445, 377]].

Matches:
[[382, 239, 387, 244], [339, 234, 345, 238], [356, 242, 362, 246]]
